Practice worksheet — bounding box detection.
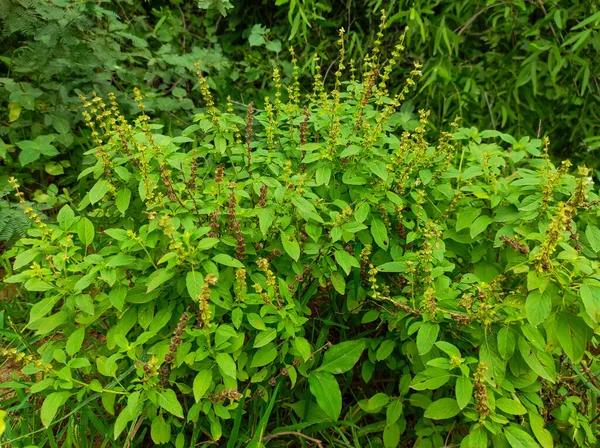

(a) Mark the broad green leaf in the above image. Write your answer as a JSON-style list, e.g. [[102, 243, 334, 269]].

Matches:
[[383, 423, 400, 448], [580, 282, 600, 323], [14, 248, 40, 270], [424, 398, 460, 420], [555, 313, 588, 362], [115, 187, 131, 214], [525, 290, 551, 326], [247, 313, 267, 330], [281, 232, 300, 261], [146, 268, 175, 293], [193, 370, 213, 402], [417, 322, 439, 355], [106, 255, 136, 268], [308, 371, 341, 420], [456, 376, 472, 409], [41, 392, 71, 427], [157, 388, 184, 418], [259, 208, 275, 236], [496, 398, 527, 415], [334, 249, 359, 275], [254, 328, 277, 348], [386, 399, 403, 425], [214, 254, 244, 267], [151, 415, 171, 444], [66, 328, 85, 357], [586, 225, 600, 252], [498, 327, 516, 360], [216, 353, 237, 378], [57, 205, 75, 230], [186, 271, 204, 298], [318, 340, 366, 374], [331, 271, 345, 294], [77, 217, 95, 246], [504, 424, 539, 448], [251, 343, 278, 368], [470, 215, 493, 238], [529, 411, 553, 448], [371, 218, 389, 249], [89, 179, 110, 204], [376, 340, 396, 361]]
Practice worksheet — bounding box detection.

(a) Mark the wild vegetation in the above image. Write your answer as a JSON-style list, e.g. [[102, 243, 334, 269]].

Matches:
[[1, 2, 600, 448]]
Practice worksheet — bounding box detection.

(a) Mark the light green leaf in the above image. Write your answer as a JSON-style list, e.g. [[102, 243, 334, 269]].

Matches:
[[213, 253, 244, 268], [308, 371, 341, 420], [89, 179, 110, 204], [41, 392, 71, 427], [216, 353, 237, 378], [417, 322, 440, 355], [470, 215, 493, 238], [157, 388, 184, 418], [456, 376, 472, 409], [77, 217, 95, 246], [424, 398, 460, 420], [334, 249, 359, 275], [371, 218, 389, 249], [193, 370, 213, 402], [186, 271, 204, 299], [496, 398, 527, 415], [146, 268, 175, 293], [318, 340, 366, 374], [525, 290, 551, 326], [251, 343, 278, 368], [281, 232, 300, 261]]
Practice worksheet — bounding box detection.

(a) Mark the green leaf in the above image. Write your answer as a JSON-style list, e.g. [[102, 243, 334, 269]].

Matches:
[[247, 313, 267, 330], [318, 340, 366, 374], [308, 371, 341, 420], [504, 424, 539, 448], [417, 322, 439, 355], [377, 261, 407, 272], [186, 271, 204, 298], [580, 282, 600, 323], [292, 337, 312, 361], [157, 388, 184, 418], [251, 343, 278, 368], [424, 398, 460, 420], [41, 392, 71, 427], [316, 166, 331, 185], [331, 271, 346, 294], [371, 218, 389, 249], [498, 327, 517, 360], [281, 232, 300, 261], [24, 278, 53, 292], [106, 255, 137, 268], [216, 353, 237, 378], [146, 268, 175, 293], [57, 205, 75, 230], [376, 340, 396, 361], [193, 370, 213, 402], [456, 376, 472, 409], [529, 411, 553, 448], [334, 250, 359, 275], [14, 248, 40, 270], [151, 415, 171, 444], [470, 215, 493, 238], [386, 399, 403, 425], [368, 161, 388, 181], [214, 253, 244, 268], [254, 328, 277, 348], [89, 180, 110, 204], [586, 225, 600, 252], [383, 423, 400, 448], [66, 328, 85, 357], [496, 398, 527, 415], [45, 161, 64, 175], [258, 208, 275, 236], [555, 313, 588, 363], [77, 217, 95, 246], [525, 290, 551, 326], [115, 188, 131, 214]]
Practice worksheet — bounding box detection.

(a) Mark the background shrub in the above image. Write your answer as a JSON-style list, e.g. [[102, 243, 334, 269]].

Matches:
[[2, 30, 600, 447]]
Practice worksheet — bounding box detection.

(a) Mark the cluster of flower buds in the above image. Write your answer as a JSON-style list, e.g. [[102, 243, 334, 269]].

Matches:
[[245, 102, 254, 174], [208, 209, 220, 238], [226, 183, 246, 260], [499, 235, 529, 254], [209, 388, 243, 403], [197, 274, 218, 328], [474, 362, 489, 422], [165, 311, 190, 366], [258, 185, 268, 207]]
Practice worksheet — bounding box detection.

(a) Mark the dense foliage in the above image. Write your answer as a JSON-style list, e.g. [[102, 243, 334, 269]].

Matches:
[[2, 23, 600, 447]]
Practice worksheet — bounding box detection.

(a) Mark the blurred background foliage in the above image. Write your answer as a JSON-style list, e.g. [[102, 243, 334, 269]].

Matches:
[[0, 0, 599, 214]]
